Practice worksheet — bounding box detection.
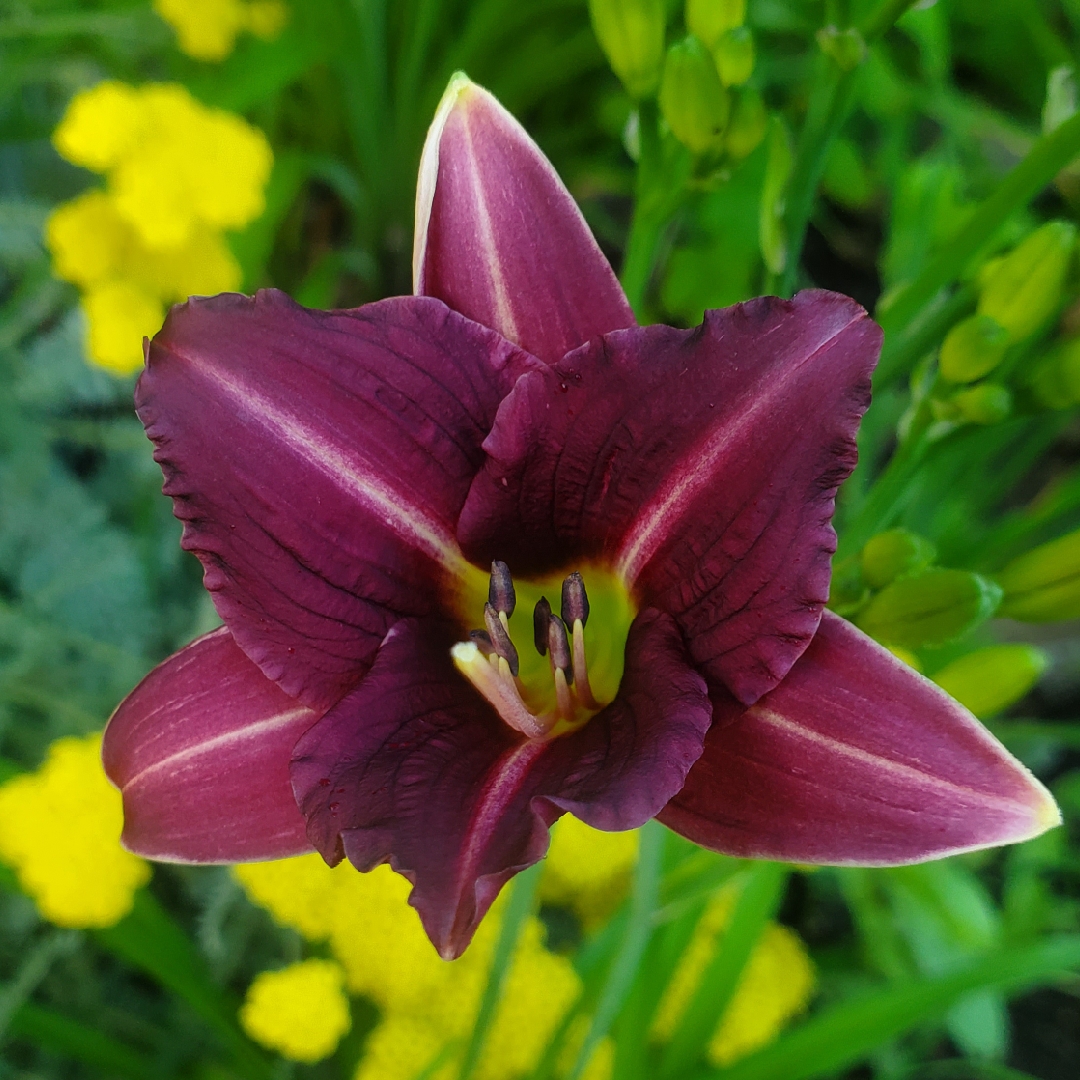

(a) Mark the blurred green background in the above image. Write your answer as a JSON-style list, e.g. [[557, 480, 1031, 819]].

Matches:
[[3, 1, 1080, 1079]]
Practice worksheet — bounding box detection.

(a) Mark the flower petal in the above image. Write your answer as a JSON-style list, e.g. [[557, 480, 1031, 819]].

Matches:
[[658, 612, 1061, 864], [290, 609, 710, 958], [414, 74, 635, 363], [458, 291, 880, 704], [138, 290, 538, 710], [103, 627, 318, 863]]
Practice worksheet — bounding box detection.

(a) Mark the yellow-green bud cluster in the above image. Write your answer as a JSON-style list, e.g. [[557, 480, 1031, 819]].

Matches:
[[995, 528, 1080, 621]]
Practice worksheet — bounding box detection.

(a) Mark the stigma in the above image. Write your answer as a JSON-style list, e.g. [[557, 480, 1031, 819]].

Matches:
[[451, 561, 604, 739]]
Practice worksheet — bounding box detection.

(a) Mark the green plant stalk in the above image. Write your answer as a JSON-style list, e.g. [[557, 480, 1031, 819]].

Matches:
[[565, 819, 665, 1080], [621, 100, 666, 317], [458, 860, 544, 1080], [875, 283, 977, 386], [660, 863, 789, 1078], [703, 935, 1080, 1080]]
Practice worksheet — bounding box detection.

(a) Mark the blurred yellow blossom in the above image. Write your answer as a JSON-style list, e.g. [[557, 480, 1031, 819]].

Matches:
[[540, 815, 639, 927], [240, 958, 351, 1062], [0, 734, 150, 927], [652, 881, 815, 1066], [47, 80, 268, 373], [154, 0, 289, 62]]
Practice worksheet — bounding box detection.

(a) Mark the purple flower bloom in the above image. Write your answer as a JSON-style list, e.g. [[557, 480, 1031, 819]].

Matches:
[[103, 75, 1059, 959]]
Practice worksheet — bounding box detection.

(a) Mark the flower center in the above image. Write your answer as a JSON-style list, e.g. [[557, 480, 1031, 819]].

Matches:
[[450, 561, 635, 740]]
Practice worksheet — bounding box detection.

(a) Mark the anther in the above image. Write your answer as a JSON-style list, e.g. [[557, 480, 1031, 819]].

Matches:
[[533, 596, 552, 656], [561, 571, 590, 627], [489, 560, 516, 618], [483, 602, 519, 676], [469, 629, 494, 656], [547, 614, 574, 686]]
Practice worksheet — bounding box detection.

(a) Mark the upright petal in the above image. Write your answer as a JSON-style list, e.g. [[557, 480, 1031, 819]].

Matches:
[[414, 73, 635, 363], [103, 627, 318, 863], [138, 290, 538, 710], [658, 613, 1060, 864], [290, 610, 710, 959], [458, 291, 880, 704]]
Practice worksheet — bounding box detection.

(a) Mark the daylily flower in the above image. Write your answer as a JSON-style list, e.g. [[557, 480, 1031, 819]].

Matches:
[[103, 74, 1060, 960]]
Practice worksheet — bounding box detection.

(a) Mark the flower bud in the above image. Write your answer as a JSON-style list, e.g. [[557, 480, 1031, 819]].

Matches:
[[977, 221, 1077, 343], [855, 568, 1002, 648], [685, 0, 745, 49], [714, 27, 754, 87], [861, 529, 937, 590], [950, 383, 1012, 425], [725, 87, 767, 159], [659, 36, 730, 155], [996, 528, 1080, 621], [932, 645, 1048, 718], [816, 26, 867, 72], [588, 0, 666, 100], [939, 314, 1009, 384], [1031, 336, 1080, 408]]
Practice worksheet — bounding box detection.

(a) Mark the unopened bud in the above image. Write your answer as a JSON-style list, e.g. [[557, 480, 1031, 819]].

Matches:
[[725, 87, 767, 159], [686, 0, 745, 48], [932, 645, 1049, 717], [997, 528, 1080, 621], [588, 0, 666, 100], [714, 26, 754, 87], [951, 383, 1012, 425], [978, 221, 1077, 343], [939, 314, 1009, 383], [488, 560, 516, 616], [855, 568, 1002, 648], [1031, 336, 1080, 409], [660, 36, 730, 155], [816, 26, 867, 72], [861, 529, 936, 590]]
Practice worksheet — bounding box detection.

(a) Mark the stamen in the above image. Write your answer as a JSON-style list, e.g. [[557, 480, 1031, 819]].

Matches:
[[561, 571, 590, 627], [533, 596, 552, 656], [489, 560, 516, 617], [451, 642, 550, 739], [571, 619, 598, 709], [547, 614, 574, 686], [553, 667, 573, 719], [484, 602, 519, 676], [469, 629, 494, 655]]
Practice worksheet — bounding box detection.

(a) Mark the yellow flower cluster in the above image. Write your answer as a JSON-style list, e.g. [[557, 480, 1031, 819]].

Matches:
[[0, 734, 150, 927], [154, 0, 289, 62], [652, 880, 815, 1066], [240, 958, 351, 1063], [48, 81, 272, 374]]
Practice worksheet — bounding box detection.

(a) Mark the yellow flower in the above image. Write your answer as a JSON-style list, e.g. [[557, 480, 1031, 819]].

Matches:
[[233, 852, 339, 941], [82, 281, 165, 375], [240, 958, 351, 1062], [47, 190, 132, 289], [354, 1015, 451, 1080], [154, 0, 288, 61], [540, 815, 639, 928], [0, 734, 150, 927], [52, 81, 143, 172], [651, 881, 815, 1066]]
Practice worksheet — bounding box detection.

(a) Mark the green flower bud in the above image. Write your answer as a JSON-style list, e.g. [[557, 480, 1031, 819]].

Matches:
[[932, 645, 1048, 717], [685, 0, 745, 49], [861, 529, 937, 590], [816, 26, 867, 72], [855, 568, 1002, 648], [588, 0, 666, 100], [1031, 336, 1080, 408], [950, 383, 1012, 425], [724, 87, 767, 159], [977, 221, 1077, 343], [714, 26, 754, 87], [659, 36, 730, 155], [939, 314, 1009, 383], [997, 528, 1080, 621]]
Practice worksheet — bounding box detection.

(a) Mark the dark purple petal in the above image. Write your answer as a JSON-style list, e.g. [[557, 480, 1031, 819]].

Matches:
[[138, 290, 539, 711], [458, 291, 880, 704], [658, 613, 1061, 864], [103, 627, 318, 863], [414, 74, 635, 363], [290, 609, 710, 958]]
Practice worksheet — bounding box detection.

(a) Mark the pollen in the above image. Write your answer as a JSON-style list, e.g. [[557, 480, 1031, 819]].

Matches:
[[240, 958, 351, 1062], [0, 734, 150, 928]]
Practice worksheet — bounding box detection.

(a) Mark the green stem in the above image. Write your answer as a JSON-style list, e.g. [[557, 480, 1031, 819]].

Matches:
[[875, 282, 976, 385], [621, 100, 667, 317], [458, 861, 543, 1080]]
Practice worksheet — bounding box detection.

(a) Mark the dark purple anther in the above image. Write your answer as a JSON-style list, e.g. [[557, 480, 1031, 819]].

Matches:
[[488, 560, 516, 617], [533, 596, 552, 656], [547, 614, 573, 685], [561, 571, 589, 627], [469, 629, 494, 656], [483, 602, 519, 676]]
